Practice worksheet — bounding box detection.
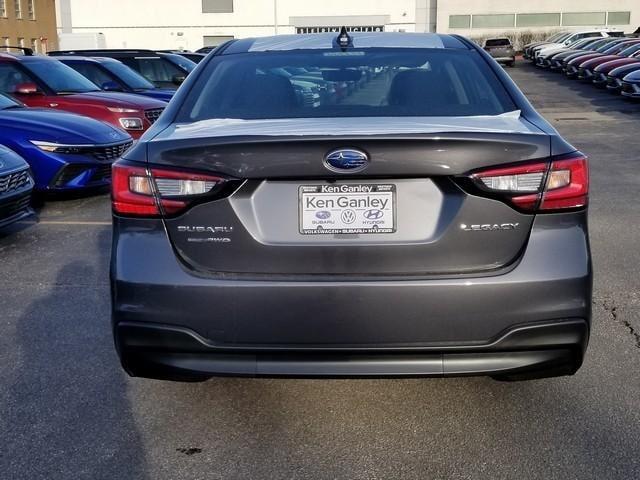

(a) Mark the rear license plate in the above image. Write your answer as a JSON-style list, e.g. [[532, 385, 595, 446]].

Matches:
[[299, 184, 396, 235]]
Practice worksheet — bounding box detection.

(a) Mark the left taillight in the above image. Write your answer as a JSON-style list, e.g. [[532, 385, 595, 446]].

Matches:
[[112, 162, 232, 217], [465, 152, 589, 213]]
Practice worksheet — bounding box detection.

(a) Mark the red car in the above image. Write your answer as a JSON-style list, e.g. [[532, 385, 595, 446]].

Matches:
[[575, 39, 640, 82], [565, 39, 640, 78], [591, 43, 640, 87], [0, 51, 166, 139]]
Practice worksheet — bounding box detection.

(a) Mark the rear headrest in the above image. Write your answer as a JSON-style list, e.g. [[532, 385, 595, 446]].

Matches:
[[237, 74, 296, 112], [388, 69, 446, 107]]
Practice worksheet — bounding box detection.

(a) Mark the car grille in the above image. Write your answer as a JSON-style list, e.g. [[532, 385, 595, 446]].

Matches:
[[622, 82, 637, 94], [90, 164, 113, 183], [0, 191, 31, 223], [0, 168, 31, 194], [52, 163, 114, 188], [53, 164, 90, 187], [595, 73, 607, 83], [144, 108, 165, 124], [90, 141, 133, 162]]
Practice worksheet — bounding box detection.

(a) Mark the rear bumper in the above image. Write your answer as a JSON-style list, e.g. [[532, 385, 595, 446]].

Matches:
[[115, 319, 588, 381], [111, 212, 592, 381], [491, 56, 515, 63]]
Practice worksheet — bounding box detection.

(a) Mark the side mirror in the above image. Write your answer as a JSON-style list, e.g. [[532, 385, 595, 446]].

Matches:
[[172, 74, 186, 86], [101, 81, 123, 92], [14, 82, 42, 95]]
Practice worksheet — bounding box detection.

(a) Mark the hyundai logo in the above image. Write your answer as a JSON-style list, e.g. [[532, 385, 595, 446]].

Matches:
[[315, 210, 331, 219], [324, 148, 369, 173], [364, 209, 384, 220]]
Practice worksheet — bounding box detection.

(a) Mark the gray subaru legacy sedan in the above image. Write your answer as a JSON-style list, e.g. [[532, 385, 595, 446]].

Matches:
[[110, 31, 591, 382]]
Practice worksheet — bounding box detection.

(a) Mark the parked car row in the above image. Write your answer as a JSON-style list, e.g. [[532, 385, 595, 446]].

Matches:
[[523, 29, 640, 98], [0, 47, 204, 229]]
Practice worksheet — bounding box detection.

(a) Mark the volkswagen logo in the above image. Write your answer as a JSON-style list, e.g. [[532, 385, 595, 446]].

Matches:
[[341, 209, 357, 224], [364, 209, 384, 220], [324, 148, 369, 173]]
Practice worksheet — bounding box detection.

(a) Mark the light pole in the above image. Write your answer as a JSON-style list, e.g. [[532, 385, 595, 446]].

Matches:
[[274, 0, 278, 34]]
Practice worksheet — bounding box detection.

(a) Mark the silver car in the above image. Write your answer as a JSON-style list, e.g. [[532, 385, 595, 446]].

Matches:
[[483, 37, 516, 66], [110, 31, 591, 382]]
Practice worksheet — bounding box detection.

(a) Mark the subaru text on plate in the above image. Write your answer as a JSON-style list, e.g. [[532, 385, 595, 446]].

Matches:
[[111, 31, 592, 382]]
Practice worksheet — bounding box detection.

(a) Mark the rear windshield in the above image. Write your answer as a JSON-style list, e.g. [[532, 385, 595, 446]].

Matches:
[[485, 39, 511, 47], [178, 48, 517, 122]]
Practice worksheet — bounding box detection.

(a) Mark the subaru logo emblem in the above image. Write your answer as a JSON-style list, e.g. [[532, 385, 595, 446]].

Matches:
[[315, 210, 331, 219], [364, 209, 384, 220], [324, 148, 369, 173]]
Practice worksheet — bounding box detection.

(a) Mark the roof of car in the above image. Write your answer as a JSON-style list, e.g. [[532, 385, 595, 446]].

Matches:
[[0, 53, 58, 62], [50, 55, 121, 64], [222, 32, 469, 54]]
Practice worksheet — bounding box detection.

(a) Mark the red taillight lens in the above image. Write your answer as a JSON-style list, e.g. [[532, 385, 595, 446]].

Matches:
[[112, 163, 160, 216], [112, 162, 229, 217], [540, 154, 589, 210], [467, 152, 588, 213]]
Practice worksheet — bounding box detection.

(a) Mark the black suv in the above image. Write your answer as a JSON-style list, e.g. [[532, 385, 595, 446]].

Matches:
[[48, 49, 196, 89]]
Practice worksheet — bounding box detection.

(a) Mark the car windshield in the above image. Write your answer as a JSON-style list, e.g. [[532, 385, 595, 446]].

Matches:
[[602, 42, 636, 55], [165, 54, 196, 73], [586, 39, 612, 50], [0, 93, 22, 109], [573, 39, 596, 49], [26, 60, 100, 93], [179, 49, 517, 122], [485, 39, 511, 47], [597, 40, 626, 53], [105, 61, 155, 90], [619, 43, 640, 56], [555, 33, 573, 43]]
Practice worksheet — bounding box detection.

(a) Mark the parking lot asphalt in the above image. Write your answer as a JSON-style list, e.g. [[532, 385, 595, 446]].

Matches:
[[1, 63, 639, 480]]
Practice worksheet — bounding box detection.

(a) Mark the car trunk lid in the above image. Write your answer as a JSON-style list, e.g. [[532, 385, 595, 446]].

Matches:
[[147, 115, 550, 277]]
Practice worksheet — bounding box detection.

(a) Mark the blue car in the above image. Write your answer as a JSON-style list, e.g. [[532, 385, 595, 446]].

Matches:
[[0, 93, 133, 192], [621, 69, 640, 98], [51, 56, 175, 102], [0, 144, 33, 228]]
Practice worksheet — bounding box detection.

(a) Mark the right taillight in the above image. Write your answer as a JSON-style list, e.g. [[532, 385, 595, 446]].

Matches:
[[466, 152, 588, 213], [539, 154, 589, 211], [112, 162, 236, 217]]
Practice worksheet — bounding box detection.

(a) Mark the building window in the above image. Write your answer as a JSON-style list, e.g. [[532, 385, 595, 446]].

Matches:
[[562, 12, 606, 26], [448, 15, 470, 29], [27, 0, 34, 19], [472, 14, 515, 29], [30, 38, 38, 53], [608, 11, 631, 25], [0, 0, 7, 18], [2, 37, 10, 52], [202, 0, 233, 13], [516, 13, 561, 27], [18, 37, 25, 49], [203, 35, 234, 47], [14, 0, 21, 19]]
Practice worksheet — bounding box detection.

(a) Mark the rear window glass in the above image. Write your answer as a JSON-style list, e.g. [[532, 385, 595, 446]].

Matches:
[[178, 48, 517, 122], [485, 39, 511, 47]]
